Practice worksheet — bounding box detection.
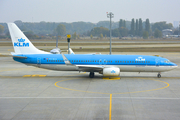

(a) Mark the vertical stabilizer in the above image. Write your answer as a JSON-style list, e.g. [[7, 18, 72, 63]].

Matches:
[[7, 23, 49, 54]]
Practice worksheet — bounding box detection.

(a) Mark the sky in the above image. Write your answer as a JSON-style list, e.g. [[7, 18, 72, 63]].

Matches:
[[0, 0, 180, 24]]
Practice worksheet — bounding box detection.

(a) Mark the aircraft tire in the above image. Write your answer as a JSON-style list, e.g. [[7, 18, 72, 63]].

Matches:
[[157, 74, 161, 78], [89, 72, 94, 78]]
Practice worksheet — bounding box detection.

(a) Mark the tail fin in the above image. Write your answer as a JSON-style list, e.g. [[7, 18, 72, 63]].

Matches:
[[7, 23, 49, 54]]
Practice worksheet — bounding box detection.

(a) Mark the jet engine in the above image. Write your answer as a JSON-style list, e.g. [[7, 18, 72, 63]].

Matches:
[[103, 68, 120, 76]]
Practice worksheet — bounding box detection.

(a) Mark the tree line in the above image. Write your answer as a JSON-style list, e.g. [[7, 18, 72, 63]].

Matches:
[[86, 19, 174, 39], [0, 19, 176, 39]]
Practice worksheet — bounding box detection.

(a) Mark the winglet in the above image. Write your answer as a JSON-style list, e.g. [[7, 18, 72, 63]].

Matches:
[[61, 53, 72, 65], [69, 48, 75, 54]]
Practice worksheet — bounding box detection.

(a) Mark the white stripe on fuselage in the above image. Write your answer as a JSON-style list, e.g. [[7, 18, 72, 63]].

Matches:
[[28, 64, 177, 72]]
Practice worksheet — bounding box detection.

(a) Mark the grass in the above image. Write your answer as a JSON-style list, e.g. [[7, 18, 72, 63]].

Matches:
[[41, 47, 180, 52]]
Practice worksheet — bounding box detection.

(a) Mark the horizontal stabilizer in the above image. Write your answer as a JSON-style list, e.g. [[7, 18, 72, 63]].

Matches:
[[12, 56, 27, 59]]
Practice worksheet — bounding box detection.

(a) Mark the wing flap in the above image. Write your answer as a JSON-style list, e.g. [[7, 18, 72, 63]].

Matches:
[[76, 65, 104, 72]]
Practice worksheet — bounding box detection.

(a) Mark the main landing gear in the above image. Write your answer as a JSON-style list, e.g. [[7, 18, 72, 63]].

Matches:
[[157, 72, 161, 78], [89, 72, 94, 78]]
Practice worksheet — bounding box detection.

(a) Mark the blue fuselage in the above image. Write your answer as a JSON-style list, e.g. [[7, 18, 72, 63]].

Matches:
[[13, 54, 177, 67]]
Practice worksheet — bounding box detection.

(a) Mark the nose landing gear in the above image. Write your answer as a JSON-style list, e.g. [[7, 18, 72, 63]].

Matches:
[[157, 72, 161, 78]]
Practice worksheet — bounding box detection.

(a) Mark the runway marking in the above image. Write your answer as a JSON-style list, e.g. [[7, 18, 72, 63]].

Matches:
[[23, 75, 31, 77], [79, 72, 86, 74], [23, 74, 46, 77], [103, 77, 120, 80], [109, 94, 112, 120], [32, 74, 46, 77], [54, 78, 169, 95], [0, 97, 180, 99]]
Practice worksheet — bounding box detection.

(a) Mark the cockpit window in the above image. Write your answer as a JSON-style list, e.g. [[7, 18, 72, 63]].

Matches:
[[164, 60, 170, 63]]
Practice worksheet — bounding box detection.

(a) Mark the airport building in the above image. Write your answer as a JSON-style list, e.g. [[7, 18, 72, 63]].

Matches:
[[162, 29, 173, 37]]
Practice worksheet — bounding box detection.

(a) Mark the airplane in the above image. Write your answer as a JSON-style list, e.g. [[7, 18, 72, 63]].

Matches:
[[7, 23, 178, 78]]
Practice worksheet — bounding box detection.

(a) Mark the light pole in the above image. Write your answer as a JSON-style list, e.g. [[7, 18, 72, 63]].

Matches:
[[67, 34, 71, 54], [107, 12, 114, 55], [179, 21, 180, 37]]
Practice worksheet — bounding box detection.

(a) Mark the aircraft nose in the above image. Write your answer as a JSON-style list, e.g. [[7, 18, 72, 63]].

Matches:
[[173, 63, 178, 68]]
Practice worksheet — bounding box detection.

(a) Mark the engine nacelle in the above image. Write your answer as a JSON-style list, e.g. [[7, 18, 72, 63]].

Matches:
[[103, 68, 120, 76]]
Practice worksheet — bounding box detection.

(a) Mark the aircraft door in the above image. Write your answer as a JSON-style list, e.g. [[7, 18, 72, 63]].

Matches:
[[103, 59, 107, 65], [155, 59, 160, 66], [99, 59, 102, 65], [37, 58, 41, 66]]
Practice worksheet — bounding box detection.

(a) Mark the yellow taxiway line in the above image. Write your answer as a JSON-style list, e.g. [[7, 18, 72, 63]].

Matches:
[[103, 77, 120, 80], [109, 94, 112, 120], [23, 74, 46, 77]]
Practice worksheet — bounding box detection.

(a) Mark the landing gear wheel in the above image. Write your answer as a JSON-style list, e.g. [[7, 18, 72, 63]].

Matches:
[[157, 74, 161, 78], [89, 72, 94, 78]]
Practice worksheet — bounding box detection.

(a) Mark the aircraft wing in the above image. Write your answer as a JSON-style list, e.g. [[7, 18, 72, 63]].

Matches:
[[61, 53, 104, 72]]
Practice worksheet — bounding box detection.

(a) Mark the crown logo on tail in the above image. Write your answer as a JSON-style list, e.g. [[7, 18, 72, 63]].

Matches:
[[18, 38, 25, 42]]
